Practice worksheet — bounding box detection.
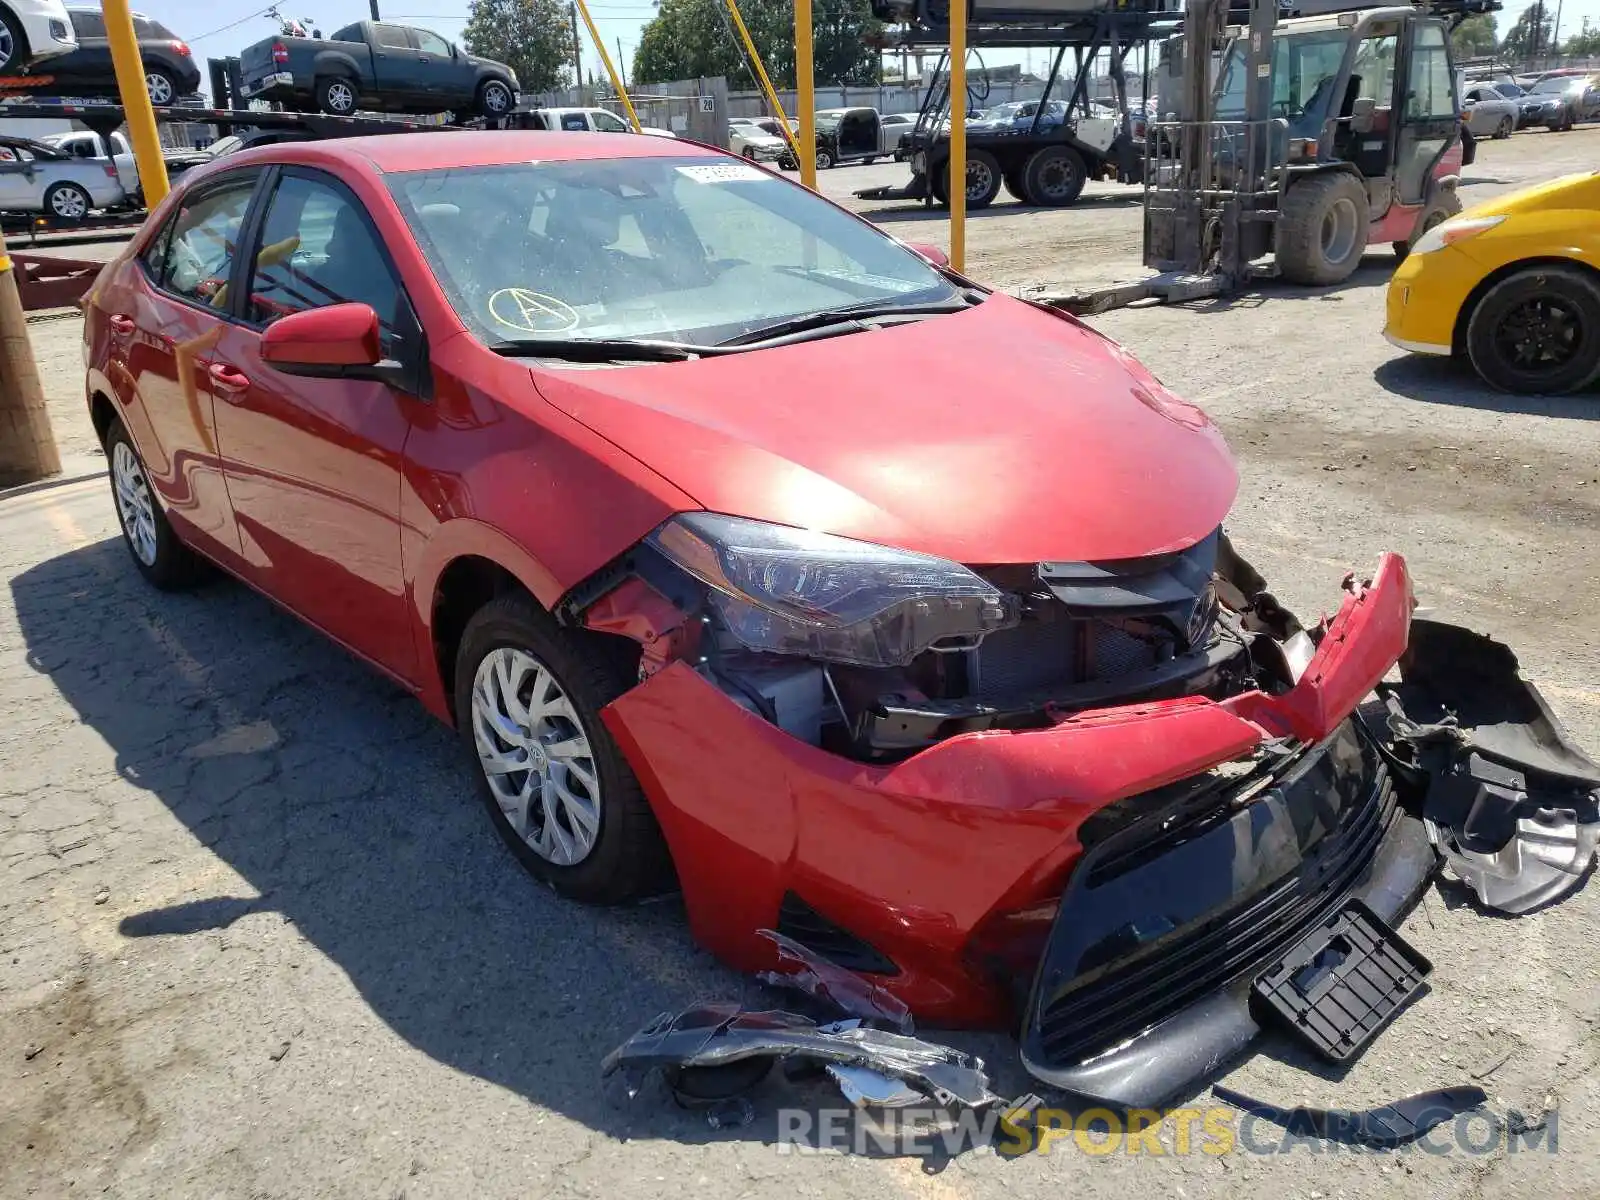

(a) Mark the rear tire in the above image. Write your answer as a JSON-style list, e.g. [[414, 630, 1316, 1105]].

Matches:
[[316, 75, 358, 115], [455, 594, 671, 904], [939, 148, 1002, 210], [104, 418, 210, 591], [1465, 265, 1600, 395], [1020, 145, 1086, 207], [1392, 189, 1461, 260], [43, 182, 91, 222], [1275, 171, 1370, 285], [145, 68, 176, 107]]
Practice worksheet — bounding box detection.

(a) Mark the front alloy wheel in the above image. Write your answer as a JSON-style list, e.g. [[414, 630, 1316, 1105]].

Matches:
[[455, 595, 670, 903], [471, 648, 601, 867]]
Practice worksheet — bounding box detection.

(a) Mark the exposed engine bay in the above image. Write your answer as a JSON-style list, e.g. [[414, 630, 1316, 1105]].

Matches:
[[574, 521, 1312, 763], [573, 527, 1598, 1106]]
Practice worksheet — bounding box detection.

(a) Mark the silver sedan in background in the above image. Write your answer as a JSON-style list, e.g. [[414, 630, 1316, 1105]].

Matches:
[[0, 134, 128, 220], [1461, 85, 1520, 139]]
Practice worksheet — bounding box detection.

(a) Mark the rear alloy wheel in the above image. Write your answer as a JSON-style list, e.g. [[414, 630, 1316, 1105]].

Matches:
[[145, 68, 176, 106], [478, 78, 514, 118], [44, 182, 91, 222], [316, 76, 358, 115], [105, 419, 208, 590], [455, 595, 670, 904], [1021, 145, 1087, 207], [1275, 171, 1370, 285], [1466, 265, 1600, 395]]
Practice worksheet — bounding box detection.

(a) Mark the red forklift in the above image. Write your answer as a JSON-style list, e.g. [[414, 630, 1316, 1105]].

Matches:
[[1065, 0, 1496, 309]]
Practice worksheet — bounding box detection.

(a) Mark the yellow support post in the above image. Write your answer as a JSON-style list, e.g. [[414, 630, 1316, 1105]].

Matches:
[[724, 0, 800, 162], [794, 0, 817, 188], [103, 0, 170, 208], [573, 0, 642, 132], [948, 0, 966, 273]]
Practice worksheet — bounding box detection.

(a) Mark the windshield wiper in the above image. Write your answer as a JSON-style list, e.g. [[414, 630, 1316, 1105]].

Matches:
[[491, 337, 716, 362], [717, 294, 982, 348]]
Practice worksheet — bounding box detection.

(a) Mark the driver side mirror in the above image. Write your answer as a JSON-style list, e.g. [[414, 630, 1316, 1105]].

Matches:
[[904, 242, 949, 268], [261, 302, 407, 386], [1351, 97, 1377, 134]]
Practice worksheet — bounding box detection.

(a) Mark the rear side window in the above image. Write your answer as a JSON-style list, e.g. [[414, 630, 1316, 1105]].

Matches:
[[154, 179, 258, 308], [332, 24, 360, 41], [373, 24, 411, 48], [560, 113, 588, 130]]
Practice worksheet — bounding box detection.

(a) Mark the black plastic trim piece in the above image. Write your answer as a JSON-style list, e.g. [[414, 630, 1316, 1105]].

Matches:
[[776, 892, 900, 976]]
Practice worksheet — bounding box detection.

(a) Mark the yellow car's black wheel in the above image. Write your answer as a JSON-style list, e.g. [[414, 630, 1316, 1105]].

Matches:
[[1466, 266, 1600, 395]]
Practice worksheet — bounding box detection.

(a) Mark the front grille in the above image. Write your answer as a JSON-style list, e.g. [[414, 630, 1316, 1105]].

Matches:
[[973, 617, 1169, 699], [1034, 764, 1394, 1065]]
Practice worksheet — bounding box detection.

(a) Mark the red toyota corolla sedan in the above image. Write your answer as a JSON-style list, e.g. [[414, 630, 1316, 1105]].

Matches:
[[82, 131, 1591, 1106]]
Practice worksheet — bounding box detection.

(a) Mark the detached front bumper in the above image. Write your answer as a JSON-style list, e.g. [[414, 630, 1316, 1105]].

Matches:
[[603, 554, 1419, 1033]]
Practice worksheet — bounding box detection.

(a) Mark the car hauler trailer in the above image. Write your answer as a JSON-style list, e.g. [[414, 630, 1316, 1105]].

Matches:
[[857, 2, 1185, 209]]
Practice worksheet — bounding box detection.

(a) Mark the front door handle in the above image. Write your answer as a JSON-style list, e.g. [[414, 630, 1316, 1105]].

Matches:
[[108, 313, 135, 334], [208, 362, 251, 394]]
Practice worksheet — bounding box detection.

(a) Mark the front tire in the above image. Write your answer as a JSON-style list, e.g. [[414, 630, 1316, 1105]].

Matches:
[[1466, 265, 1600, 395], [455, 595, 670, 904], [816, 149, 834, 170], [477, 78, 514, 119], [1275, 171, 1370, 285], [0, 10, 29, 75], [1495, 116, 1513, 139], [105, 419, 208, 590], [316, 75, 358, 115]]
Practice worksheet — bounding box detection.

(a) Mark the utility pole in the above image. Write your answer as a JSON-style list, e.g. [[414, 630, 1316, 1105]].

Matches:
[[570, 4, 582, 90], [369, 0, 381, 21], [0, 229, 61, 487], [617, 38, 628, 88]]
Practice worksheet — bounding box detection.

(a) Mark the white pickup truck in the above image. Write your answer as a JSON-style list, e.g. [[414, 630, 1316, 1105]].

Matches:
[[522, 106, 676, 137]]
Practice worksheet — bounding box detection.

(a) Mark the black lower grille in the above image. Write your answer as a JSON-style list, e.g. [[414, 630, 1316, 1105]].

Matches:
[[775, 892, 899, 975], [1034, 763, 1394, 1064]]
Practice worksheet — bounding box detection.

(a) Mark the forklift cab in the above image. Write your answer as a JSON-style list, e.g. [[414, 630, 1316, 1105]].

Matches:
[[1215, 8, 1461, 213]]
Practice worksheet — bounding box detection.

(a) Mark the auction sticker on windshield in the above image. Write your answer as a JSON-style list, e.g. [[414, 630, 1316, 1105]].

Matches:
[[675, 163, 771, 184]]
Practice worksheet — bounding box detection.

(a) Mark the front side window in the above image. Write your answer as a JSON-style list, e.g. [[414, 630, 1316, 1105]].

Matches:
[[414, 29, 450, 56], [244, 174, 404, 340], [158, 179, 257, 308], [1404, 23, 1454, 120], [389, 156, 956, 347], [592, 110, 629, 133]]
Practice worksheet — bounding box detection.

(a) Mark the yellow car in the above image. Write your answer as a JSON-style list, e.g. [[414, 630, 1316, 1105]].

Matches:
[[1384, 171, 1600, 394]]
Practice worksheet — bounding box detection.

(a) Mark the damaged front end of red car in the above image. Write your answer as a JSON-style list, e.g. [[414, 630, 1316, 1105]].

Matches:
[[564, 524, 1597, 1107]]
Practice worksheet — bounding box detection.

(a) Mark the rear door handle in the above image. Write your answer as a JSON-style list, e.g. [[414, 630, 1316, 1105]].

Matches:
[[109, 313, 135, 334], [208, 362, 251, 394]]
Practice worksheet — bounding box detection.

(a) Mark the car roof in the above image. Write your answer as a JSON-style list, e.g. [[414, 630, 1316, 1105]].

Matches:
[[220, 130, 720, 175]]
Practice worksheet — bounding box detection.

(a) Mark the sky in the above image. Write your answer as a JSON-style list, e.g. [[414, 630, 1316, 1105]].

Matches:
[[144, 0, 1600, 101]]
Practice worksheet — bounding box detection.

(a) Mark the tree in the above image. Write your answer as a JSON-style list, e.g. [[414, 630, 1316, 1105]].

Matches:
[[1450, 14, 1497, 59], [1499, 5, 1555, 62], [463, 0, 576, 95], [633, 0, 880, 89], [1566, 19, 1600, 57]]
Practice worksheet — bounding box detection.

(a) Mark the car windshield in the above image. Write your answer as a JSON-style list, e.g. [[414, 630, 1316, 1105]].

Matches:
[[815, 112, 844, 130], [1531, 77, 1578, 93], [1494, 83, 1525, 97], [388, 156, 957, 347]]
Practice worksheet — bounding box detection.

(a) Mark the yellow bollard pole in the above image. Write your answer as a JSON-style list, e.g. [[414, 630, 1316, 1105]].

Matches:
[[948, 0, 966, 273], [103, 0, 170, 208], [724, 0, 800, 163], [794, 0, 817, 189], [573, 0, 642, 132]]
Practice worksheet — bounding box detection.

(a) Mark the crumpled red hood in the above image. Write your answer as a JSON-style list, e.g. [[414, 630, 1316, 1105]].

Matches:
[[531, 294, 1238, 563]]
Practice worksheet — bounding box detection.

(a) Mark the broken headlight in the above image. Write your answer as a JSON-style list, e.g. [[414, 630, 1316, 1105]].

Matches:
[[648, 513, 1018, 668]]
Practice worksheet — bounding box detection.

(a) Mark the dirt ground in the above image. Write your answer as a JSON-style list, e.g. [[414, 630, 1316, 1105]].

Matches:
[[3, 125, 1598, 1199]]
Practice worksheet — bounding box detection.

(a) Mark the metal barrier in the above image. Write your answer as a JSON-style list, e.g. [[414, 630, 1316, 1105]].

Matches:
[[1142, 116, 1289, 278]]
